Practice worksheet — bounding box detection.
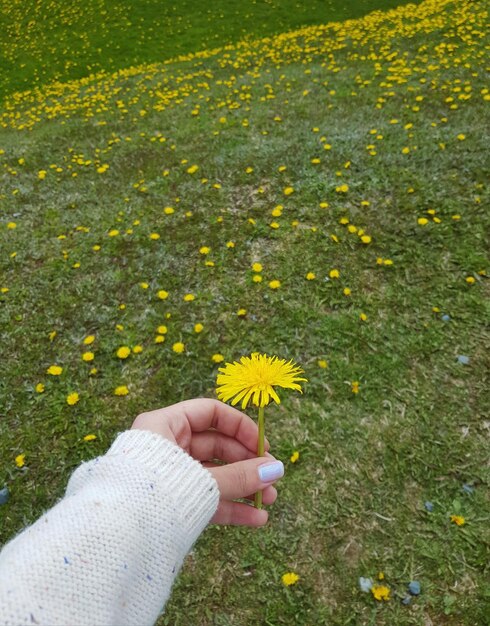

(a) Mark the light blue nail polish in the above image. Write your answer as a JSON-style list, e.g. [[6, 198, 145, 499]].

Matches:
[[258, 461, 284, 482]]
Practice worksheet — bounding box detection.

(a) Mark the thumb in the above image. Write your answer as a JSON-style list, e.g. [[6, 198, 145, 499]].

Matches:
[[208, 457, 284, 500]]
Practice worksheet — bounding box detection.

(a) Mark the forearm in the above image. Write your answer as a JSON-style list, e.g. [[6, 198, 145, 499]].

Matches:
[[0, 430, 219, 626]]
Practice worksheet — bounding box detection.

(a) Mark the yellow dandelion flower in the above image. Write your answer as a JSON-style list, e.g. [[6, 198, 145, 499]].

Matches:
[[216, 353, 307, 409], [283, 186, 294, 196], [226, 241, 235, 248], [82, 352, 94, 362], [35, 383, 45, 393], [335, 184, 349, 193], [172, 342, 185, 354], [212, 354, 225, 363], [133, 345, 143, 354], [15, 454, 25, 468], [108, 229, 119, 237], [66, 392, 80, 406], [329, 269, 340, 279], [116, 346, 131, 359], [361, 235, 372, 244], [199, 246, 210, 254], [187, 165, 199, 174], [83, 434, 97, 442], [253, 274, 263, 283], [465, 276, 475, 284], [154, 335, 165, 343], [306, 272, 316, 281], [360, 313, 368, 321], [317, 360, 328, 369], [149, 233, 160, 240], [114, 385, 129, 396], [371, 585, 390, 601], [252, 263, 263, 273], [351, 381, 360, 394], [157, 290, 169, 300], [163, 207, 175, 215], [290, 451, 300, 463], [47, 365, 63, 376], [281, 572, 300, 586], [450, 514, 465, 526], [83, 335, 95, 345], [343, 287, 352, 296], [237, 309, 247, 317], [183, 293, 195, 302], [194, 323, 204, 333], [418, 217, 429, 225]]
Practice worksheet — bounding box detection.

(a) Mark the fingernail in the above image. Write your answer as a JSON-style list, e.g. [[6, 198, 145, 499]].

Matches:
[[258, 461, 284, 482]]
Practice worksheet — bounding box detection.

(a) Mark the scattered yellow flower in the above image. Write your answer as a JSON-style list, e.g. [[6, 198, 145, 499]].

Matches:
[[371, 585, 390, 601], [83, 434, 97, 442], [194, 323, 204, 333], [283, 186, 294, 195], [35, 383, 45, 393], [157, 325, 168, 335], [281, 572, 300, 586], [157, 290, 169, 300], [269, 280, 281, 289], [133, 345, 143, 354], [465, 276, 475, 284], [66, 392, 80, 406], [15, 454, 25, 468], [47, 365, 63, 376], [306, 272, 316, 280], [418, 217, 429, 225], [116, 346, 131, 359], [114, 385, 129, 396], [183, 293, 195, 302], [450, 514, 465, 526], [172, 342, 185, 353], [83, 335, 95, 345], [212, 354, 225, 363], [82, 352, 94, 362], [290, 451, 300, 463], [329, 269, 340, 279], [351, 381, 360, 394]]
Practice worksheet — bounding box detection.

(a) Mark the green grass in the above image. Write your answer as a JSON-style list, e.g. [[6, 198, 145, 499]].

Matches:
[[0, 0, 421, 101], [1, 0, 489, 624]]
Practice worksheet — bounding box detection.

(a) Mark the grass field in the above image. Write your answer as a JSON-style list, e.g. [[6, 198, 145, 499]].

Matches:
[[0, 0, 425, 102], [1, 0, 489, 624]]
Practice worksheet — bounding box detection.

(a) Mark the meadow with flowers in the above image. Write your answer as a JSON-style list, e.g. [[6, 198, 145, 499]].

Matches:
[[0, 0, 489, 623]]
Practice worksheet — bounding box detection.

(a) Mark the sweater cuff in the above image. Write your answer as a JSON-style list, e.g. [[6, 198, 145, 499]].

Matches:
[[107, 429, 220, 534]]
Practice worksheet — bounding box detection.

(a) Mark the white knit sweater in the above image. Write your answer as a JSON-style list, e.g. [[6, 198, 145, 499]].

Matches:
[[0, 429, 220, 626]]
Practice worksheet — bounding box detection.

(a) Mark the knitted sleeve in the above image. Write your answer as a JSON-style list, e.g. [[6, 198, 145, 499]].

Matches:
[[0, 429, 220, 626]]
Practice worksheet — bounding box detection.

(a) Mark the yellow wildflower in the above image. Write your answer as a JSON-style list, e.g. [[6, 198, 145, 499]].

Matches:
[[172, 342, 185, 353], [47, 365, 63, 376], [15, 454, 25, 468], [66, 392, 79, 406], [290, 451, 300, 463], [450, 515, 465, 526], [116, 346, 131, 359], [371, 585, 390, 601], [281, 572, 300, 586], [216, 353, 306, 409], [114, 385, 129, 396]]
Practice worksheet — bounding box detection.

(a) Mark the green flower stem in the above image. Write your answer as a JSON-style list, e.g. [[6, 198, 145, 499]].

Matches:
[[255, 405, 265, 509]]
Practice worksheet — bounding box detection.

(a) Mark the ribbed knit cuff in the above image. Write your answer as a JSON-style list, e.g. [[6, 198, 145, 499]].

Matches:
[[107, 429, 220, 535]]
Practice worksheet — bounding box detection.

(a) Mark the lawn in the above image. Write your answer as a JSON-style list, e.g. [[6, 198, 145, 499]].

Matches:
[[0, 0, 421, 101], [1, 0, 489, 624]]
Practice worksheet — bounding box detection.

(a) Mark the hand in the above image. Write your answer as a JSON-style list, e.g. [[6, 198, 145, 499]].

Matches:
[[131, 399, 283, 527]]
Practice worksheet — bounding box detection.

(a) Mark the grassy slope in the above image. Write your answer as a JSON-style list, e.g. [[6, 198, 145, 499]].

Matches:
[[1, 0, 490, 624], [0, 0, 421, 100]]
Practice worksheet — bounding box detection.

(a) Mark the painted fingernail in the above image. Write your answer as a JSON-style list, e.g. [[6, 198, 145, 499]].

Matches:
[[258, 461, 284, 482]]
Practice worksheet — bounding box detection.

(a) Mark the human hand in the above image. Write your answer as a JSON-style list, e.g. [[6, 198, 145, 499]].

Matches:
[[131, 399, 284, 527]]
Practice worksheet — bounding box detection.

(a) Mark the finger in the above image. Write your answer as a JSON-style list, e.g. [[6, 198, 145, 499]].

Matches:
[[190, 431, 259, 463], [208, 457, 284, 500], [243, 485, 277, 506], [179, 399, 271, 453], [211, 500, 269, 526]]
